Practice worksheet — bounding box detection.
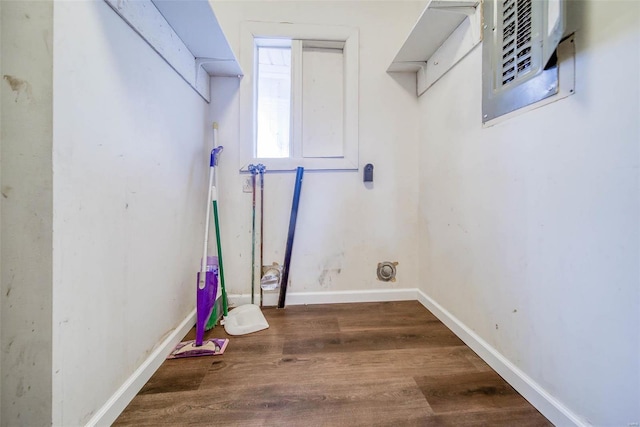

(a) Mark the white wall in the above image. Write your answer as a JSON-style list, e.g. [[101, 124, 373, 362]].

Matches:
[[210, 1, 424, 302], [417, 1, 639, 426], [1, 2, 54, 425], [7, 1, 636, 425], [51, 1, 209, 425]]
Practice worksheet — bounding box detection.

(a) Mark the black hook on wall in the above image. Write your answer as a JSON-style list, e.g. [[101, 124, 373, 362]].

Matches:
[[364, 163, 374, 182]]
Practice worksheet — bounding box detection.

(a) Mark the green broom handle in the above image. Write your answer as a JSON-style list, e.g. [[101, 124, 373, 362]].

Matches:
[[213, 198, 228, 316], [207, 123, 227, 330]]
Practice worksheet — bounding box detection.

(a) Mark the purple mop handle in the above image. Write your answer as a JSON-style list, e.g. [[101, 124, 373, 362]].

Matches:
[[211, 146, 224, 167]]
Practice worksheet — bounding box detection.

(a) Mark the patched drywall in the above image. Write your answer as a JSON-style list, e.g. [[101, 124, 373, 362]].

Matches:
[[417, 1, 639, 425], [0, 2, 54, 425], [209, 1, 424, 300]]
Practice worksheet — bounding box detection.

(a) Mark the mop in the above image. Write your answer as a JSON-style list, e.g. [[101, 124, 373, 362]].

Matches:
[[221, 164, 269, 336], [259, 166, 282, 298], [250, 164, 258, 305], [259, 165, 265, 307], [168, 124, 229, 358], [206, 123, 228, 331]]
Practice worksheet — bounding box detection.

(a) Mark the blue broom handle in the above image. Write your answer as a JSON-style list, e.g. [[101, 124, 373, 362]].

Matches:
[[278, 167, 304, 308]]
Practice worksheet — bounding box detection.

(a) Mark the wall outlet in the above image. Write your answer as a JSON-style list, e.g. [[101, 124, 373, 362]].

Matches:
[[242, 176, 253, 193]]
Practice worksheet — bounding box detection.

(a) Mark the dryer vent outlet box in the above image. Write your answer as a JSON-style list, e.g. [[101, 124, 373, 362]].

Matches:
[[377, 262, 398, 282], [482, 0, 565, 122]]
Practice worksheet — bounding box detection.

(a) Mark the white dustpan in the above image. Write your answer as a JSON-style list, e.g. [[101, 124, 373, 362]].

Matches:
[[222, 304, 269, 335]]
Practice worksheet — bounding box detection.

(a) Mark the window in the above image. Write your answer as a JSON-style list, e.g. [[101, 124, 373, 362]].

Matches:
[[239, 22, 359, 171]]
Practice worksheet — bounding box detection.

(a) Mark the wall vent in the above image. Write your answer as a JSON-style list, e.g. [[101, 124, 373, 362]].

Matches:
[[483, 0, 565, 122]]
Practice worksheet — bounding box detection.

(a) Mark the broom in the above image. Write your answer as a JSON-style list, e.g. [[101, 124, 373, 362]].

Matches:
[[206, 123, 228, 330]]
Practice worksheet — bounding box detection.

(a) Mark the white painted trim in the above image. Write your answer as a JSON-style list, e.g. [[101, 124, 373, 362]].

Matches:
[[416, 290, 588, 427], [86, 309, 196, 427], [228, 288, 418, 308]]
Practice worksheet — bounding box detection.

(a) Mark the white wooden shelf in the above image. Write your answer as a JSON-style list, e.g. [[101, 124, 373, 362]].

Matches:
[[151, 0, 242, 77], [105, 0, 242, 102], [388, 0, 482, 96]]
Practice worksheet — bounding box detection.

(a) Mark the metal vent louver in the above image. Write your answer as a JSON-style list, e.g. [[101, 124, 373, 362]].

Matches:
[[501, 0, 533, 86], [482, 0, 565, 123]]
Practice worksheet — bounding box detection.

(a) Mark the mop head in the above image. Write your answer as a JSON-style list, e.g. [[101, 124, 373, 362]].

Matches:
[[167, 338, 229, 359]]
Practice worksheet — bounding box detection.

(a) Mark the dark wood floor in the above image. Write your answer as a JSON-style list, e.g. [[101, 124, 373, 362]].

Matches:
[[115, 301, 551, 426]]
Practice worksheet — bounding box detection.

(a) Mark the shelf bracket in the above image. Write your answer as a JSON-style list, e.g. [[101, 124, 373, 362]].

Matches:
[[430, 0, 480, 15], [387, 0, 483, 97]]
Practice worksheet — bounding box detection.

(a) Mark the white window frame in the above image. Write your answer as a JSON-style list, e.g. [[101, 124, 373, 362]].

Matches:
[[239, 21, 359, 172]]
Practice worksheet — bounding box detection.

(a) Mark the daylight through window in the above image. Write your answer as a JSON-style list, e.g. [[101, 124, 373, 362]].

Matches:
[[256, 42, 292, 158]]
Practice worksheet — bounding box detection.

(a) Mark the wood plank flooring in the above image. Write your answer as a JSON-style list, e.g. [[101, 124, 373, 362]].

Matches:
[[115, 301, 551, 426]]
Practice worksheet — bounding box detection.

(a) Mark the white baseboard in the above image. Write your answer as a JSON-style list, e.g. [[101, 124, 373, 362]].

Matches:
[[86, 309, 196, 427], [228, 288, 419, 307], [416, 290, 586, 427]]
